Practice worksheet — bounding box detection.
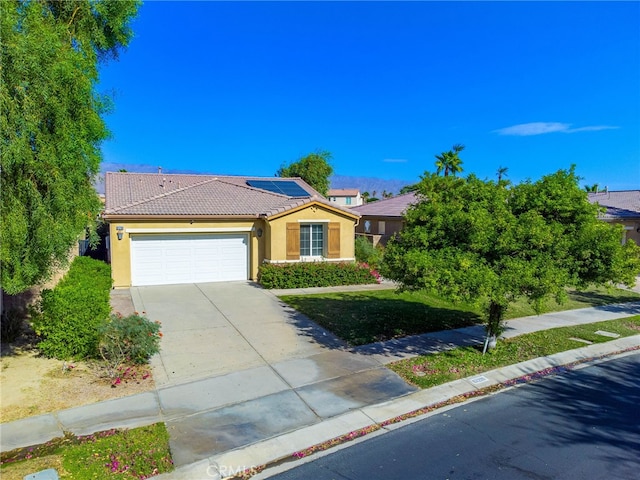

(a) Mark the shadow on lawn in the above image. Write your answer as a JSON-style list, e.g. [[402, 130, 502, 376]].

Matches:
[[569, 289, 640, 308], [279, 293, 483, 354]]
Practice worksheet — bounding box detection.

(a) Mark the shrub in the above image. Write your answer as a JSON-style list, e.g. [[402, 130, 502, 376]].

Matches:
[[355, 236, 384, 269], [31, 257, 112, 359], [258, 261, 378, 289], [98, 313, 162, 376]]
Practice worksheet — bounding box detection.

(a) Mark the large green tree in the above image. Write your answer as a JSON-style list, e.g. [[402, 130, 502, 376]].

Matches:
[[277, 150, 334, 196], [1, 0, 140, 295], [382, 167, 640, 342]]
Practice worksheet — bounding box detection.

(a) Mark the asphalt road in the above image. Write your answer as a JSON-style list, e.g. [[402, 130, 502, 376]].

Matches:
[[267, 353, 640, 480]]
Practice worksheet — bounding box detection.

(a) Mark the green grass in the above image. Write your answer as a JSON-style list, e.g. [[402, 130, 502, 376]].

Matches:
[[389, 316, 640, 389], [0, 423, 173, 480], [279, 286, 640, 346]]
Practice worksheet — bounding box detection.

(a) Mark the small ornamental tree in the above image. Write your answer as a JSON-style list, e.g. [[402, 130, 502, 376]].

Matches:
[[382, 167, 640, 343]]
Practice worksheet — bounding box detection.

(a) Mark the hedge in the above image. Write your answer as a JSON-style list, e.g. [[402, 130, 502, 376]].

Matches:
[[31, 257, 112, 359], [258, 262, 379, 289]]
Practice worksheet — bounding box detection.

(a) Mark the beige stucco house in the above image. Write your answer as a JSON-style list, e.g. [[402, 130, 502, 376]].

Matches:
[[588, 190, 640, 245], [103, 172, 360, 287]]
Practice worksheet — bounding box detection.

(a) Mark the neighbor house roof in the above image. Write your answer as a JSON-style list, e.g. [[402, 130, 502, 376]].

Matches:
[[351, 192, 419, 217], [588, 190, 640, 220], [328, 188, 360, 197], [103, 172, 359, 219]]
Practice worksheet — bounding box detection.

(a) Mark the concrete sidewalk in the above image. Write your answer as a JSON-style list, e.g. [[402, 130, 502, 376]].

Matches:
[[1, 291, 639, 479]]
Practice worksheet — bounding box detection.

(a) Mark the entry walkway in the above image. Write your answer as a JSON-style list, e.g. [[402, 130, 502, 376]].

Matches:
[[1, 282, 639, 480]]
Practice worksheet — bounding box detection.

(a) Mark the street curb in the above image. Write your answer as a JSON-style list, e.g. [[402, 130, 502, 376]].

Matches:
[[155, 335, 640, 479]]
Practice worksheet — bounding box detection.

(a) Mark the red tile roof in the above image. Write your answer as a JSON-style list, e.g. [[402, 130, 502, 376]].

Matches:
[[104, 172, 357, 218]]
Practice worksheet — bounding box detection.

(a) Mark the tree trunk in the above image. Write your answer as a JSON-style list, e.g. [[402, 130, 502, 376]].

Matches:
[[486, 300, 507, 339]]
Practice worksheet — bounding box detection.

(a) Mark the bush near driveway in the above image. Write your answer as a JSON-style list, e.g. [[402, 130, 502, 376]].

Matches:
[[31, 257, 112, 359], [99, 314, 162, 378], [258, 262, 378, 289]]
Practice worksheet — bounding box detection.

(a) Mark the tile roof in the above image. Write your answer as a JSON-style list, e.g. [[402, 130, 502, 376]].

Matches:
[[588, 190, 640, 220], [351, 192, 419, 217], [104, 172, 357, 218], [328, 188, 360, 196]]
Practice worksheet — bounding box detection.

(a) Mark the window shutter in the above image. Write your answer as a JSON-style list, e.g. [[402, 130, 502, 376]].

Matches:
[[286, 223, 300, 260], [327, 223, 340, 258]]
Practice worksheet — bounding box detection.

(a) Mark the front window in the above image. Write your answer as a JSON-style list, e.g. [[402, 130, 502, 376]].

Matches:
[[345, 197, 352, 205], [300, 224, 324, 257]]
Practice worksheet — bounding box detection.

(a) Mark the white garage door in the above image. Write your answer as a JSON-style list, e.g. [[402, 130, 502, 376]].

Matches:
[[130, 234, 248, 286]]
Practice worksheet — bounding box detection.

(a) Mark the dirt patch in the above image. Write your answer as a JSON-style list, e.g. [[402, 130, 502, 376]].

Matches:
[[0, 454, 67, 480], [2, 276, 153, 424], [1, 346, 155, 424]]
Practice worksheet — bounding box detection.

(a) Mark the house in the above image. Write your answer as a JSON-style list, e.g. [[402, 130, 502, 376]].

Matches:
[[103, 172, 360, 287], [352, 192, 418, 246], [588, 190, 640, 245], [327, 189, 363, 207]]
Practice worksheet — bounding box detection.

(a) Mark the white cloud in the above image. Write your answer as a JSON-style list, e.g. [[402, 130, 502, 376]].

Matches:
[[564, 125, 619, 133], [383, 158, 408, 163], [494, 122, 618, 136]]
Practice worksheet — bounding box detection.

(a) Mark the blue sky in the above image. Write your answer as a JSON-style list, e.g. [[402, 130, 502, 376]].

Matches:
[[99, 1, 640, 191]]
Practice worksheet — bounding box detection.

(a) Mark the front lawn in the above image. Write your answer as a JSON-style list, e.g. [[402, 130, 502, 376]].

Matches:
[[389, 316, 640, 389], [279, 286, 640, 346], [0, 423, 173, 480]]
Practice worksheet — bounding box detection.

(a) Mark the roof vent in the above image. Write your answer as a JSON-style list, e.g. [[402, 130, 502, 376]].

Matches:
[[158, 166, 162, 174]]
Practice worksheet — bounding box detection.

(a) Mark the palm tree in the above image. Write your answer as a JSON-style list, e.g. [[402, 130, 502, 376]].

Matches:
[[361, 191, 370, 203], [435, 144, 465, 177], [496, 166, 508, 182], [584, 184, 599, 193], [435, 152, 447, 176]]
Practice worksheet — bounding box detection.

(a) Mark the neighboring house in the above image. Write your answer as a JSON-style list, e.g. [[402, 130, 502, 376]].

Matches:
[[103, 172, 360, 287], [327, 189, 363, 207], [588, 190, 640, 245], [352, 192, 418, 246]]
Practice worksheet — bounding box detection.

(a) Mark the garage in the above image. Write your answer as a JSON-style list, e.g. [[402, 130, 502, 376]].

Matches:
[[130, 234, 248, 286]]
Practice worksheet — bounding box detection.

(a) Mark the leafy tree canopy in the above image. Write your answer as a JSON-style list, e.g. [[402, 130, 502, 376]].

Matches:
[[399, 184, 418, 194], [277, 150, 334, 196], [382, 167, 640, 338], [1, 0, 140, 294]]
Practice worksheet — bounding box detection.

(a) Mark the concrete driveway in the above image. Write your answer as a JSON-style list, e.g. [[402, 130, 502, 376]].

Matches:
[[130, 282, 416, 466], [131, 282, 343, 386]]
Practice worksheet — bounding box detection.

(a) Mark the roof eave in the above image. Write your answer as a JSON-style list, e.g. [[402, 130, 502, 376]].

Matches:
[[102, 213, 261, 221], [265, 200, 361, 221]]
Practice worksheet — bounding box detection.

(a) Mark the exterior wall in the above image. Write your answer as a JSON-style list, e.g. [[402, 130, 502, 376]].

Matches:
[[355, 216, 405, 245], [328, 194, 363, 207], [266, 205, 357, 262], [108, 219, 265, 287], [608, 219, 640, 245]]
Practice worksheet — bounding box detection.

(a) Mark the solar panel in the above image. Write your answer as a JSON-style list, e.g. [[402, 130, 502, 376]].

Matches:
[[246, 180, 310, 197]]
